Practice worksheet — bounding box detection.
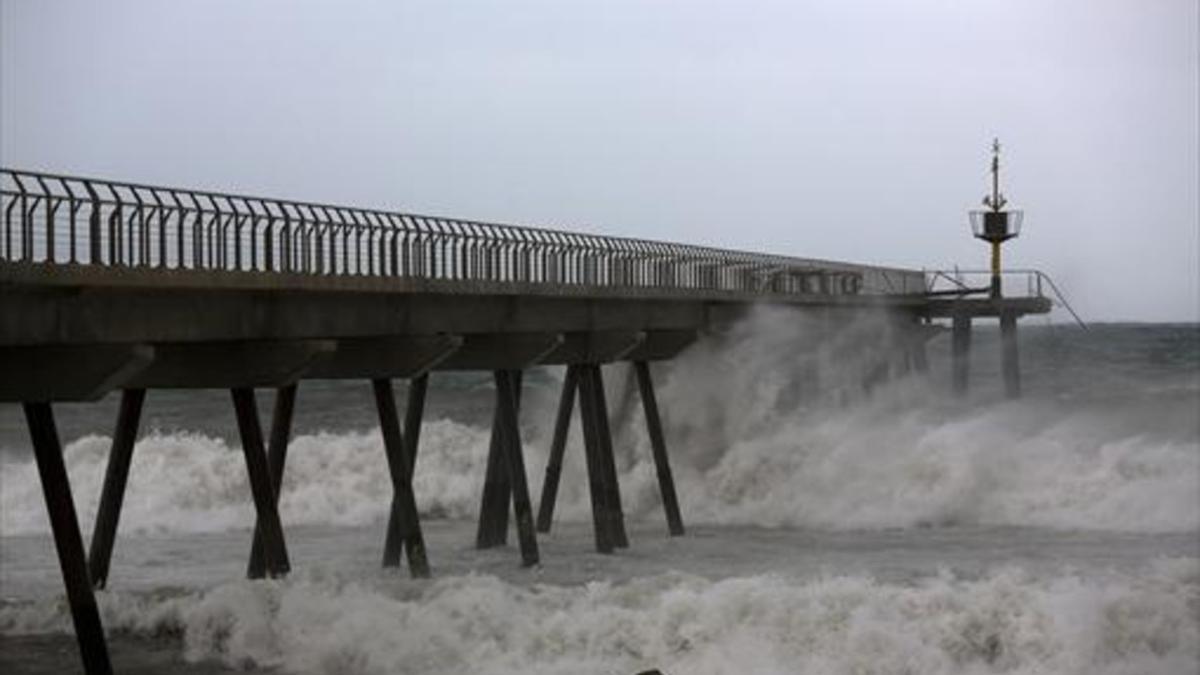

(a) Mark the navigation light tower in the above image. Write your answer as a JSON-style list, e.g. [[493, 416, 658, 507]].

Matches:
[[969, 139, 1023, 298]]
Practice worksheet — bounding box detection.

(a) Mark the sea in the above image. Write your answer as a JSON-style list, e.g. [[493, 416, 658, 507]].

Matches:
[[1, 315, 1197, 675]]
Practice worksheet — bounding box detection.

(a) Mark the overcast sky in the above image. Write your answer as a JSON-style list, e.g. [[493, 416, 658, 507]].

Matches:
[[2, 0, 1196, 321]]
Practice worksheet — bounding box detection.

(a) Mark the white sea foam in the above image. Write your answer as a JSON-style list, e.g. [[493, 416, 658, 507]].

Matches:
[[2, 390, 1198, 537], [0, 421, 492, 536], [2, 393, 1195, 537], [2, 560, 1197, 675]]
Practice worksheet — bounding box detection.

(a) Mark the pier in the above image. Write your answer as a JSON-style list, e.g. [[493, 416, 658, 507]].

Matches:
[[1, 167, 1051, 674]]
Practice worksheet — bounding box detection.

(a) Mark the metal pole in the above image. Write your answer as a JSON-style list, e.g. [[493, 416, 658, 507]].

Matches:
[[990, 241, 1002, 299], [88, 388, 146, 589], [24, 402, 114, 675]]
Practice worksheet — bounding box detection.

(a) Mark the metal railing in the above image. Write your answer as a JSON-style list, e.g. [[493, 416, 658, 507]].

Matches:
[[926, 268, 1087, 327], [1, 168, 924, 297]]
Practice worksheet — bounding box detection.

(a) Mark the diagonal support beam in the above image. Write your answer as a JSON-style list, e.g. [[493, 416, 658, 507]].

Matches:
[[403, 374, 429, 474], [382, 374, 430, 567], [587, 364, 629, 548], [230, 388, 291, 577], [87, 388, 146, 590], [476, 371, 524, 549], [576, 363, 617, 553], [495, 369, 539, 566], [247, 383, 298, 579], [634, 360, 684, 535], [373, 378, 430, 577], [24, 402, 113, 675], [536, 365, 579, 533]]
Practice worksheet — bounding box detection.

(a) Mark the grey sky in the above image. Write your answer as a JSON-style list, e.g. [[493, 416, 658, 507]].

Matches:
[[2, 0, 1196, 321]]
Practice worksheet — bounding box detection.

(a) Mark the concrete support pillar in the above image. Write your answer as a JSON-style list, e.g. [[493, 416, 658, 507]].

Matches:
[[536, 365, 579, 533], [89, 388, 146, 589], [24, 402, 114, 675], [1000, 311, 1021, 399], [373, 378, 430, 577], [248, 383, 297, 579], [231, 388, 291, 578], [952, 315, 972, 395]]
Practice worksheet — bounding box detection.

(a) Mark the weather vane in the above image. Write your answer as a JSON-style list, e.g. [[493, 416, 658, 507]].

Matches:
[[969, 138, 1023, 298]]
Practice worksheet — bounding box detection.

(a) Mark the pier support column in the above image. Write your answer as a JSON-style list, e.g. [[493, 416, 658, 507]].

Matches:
[[231, 388, 290, 577], [403, 374, 429, 474], [1000, 311, 1021, 399], [536, 365, 579, 533], [634, 361, 684, 536], [951, 315, 972, 395], [383, 373, 429, 565], [88, 388, 146, 589], [24, 402, 113, 675], [495, 369, 540, 566], [247, 384, 297, 579], [910, 334, 930, 375], [577, 364, 617, 553], [587, 364, 629, 548], [476, 371, 522, 549], [373, 379, 430, 577]]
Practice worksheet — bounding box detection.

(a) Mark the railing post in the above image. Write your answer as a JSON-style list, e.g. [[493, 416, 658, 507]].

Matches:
[[41, 181, 57, 263], [264, 207, 276, 272]]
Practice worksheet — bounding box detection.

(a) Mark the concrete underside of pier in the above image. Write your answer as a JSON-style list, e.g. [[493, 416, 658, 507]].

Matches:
[[0, 264, 930, 403]]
